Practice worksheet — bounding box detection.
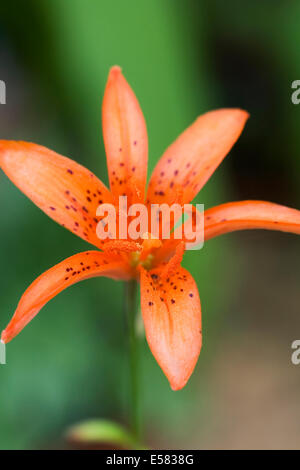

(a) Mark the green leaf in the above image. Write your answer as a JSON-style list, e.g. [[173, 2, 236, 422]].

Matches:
[[67, 419, 145, 450]]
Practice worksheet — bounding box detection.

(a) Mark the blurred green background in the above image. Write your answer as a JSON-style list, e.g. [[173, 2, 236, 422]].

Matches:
[[0, 0, 299, 450]]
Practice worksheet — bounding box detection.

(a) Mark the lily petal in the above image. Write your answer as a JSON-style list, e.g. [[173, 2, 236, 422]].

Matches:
[[204, 200, 300, 240], [153, 199, 300, 264], [102, 66, 148, 204], [1, 251, 131, 344], [140, 266, 202, 390], [0, 141, 112, 248], [147, 109, 249, 205]]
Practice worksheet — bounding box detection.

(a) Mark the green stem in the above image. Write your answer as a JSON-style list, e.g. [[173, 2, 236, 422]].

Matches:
[[124, 280, 140, 443]]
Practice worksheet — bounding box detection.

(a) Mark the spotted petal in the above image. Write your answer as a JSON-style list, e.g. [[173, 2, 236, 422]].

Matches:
[[204, 201, 300, 240], [0, 141, 112, 248], [147, 109, 249, 205], [1, 251, 132, 344], [102, 66, 148, 204], [140, 266, 202, 390], [154, 200, 300, 264]]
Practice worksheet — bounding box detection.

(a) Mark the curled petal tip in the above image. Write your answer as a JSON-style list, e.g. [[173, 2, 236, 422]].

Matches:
[[233, 108, 250, 127], [234, 108, 249, 116], [109, 65, 122, 76], [170, 381, 186, 392], [1, 331, 7, 344], [215, 107, 250, 124], [238, 108, 250, 121]]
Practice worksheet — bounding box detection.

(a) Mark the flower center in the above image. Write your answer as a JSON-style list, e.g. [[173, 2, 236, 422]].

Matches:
[[130, 251, 154, 271], [129, 233, 162, 273]]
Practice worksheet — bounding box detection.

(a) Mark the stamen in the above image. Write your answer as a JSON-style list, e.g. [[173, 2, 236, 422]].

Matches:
[[140, 233, 162, 261], [141, 254, 154, 270], [130, 251, 141, 268], [130, 251, 155, 271]]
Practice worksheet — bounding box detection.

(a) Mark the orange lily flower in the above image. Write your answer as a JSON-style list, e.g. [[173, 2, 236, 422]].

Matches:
[[1, 66, 300, 391]]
